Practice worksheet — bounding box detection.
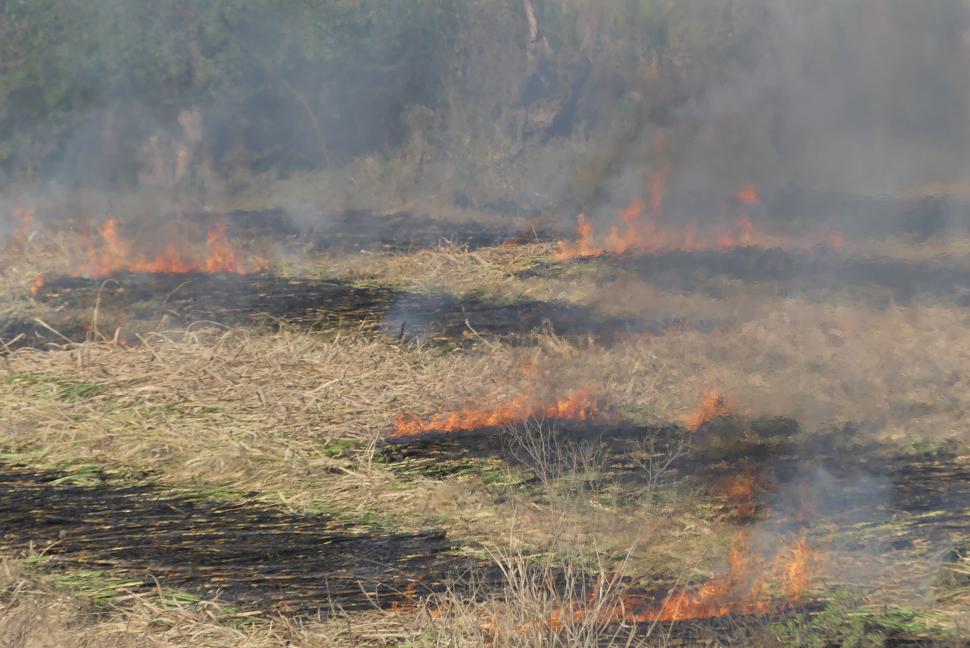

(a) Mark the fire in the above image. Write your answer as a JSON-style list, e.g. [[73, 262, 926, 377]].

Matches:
[[555, 182, 845, 261], [550, 532, 818, 628], [649, 166, 671, 216], [715, 471, 764, 519], [718, 472, 759, 501], [29, 274, 45, 296], [81, 218, 258, 277], [736, 183, 760, 207], [392, 387, 599, 437], [608, 198, 647, 254], [556, 183, 769, 261], [637, 532, 818, 622], [556, 214, 602, 261], [683, 389, 731, 430]]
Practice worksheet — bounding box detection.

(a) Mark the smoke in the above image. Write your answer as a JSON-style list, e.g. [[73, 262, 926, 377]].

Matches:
[[580, 0, 970, 235], [693, 2, 966, 190], [7, 1, 968, 232]]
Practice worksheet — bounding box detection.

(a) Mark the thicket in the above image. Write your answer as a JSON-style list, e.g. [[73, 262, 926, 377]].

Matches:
[[0, 2, 765, 197], [2, 1, 966, 209]]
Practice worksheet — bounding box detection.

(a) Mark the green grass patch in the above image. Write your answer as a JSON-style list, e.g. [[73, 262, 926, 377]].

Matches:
[[770, 591, 954, 647]]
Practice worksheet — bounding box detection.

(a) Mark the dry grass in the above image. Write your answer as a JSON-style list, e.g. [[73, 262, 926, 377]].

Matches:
[[2, 224, 970, 645], [0, 559, 435, 648]]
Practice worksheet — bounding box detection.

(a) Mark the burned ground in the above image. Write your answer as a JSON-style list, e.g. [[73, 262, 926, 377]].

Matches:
[[527, 246, 970, 307], [381, 418, 970, 591], [4, 271, 659, 349], [184, 207, 556, 253], [1, 214, 968, 646], [0, 463, 470, 615]]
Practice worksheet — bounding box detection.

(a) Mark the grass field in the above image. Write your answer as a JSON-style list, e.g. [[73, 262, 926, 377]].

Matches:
[[1, 207, 968, 646]]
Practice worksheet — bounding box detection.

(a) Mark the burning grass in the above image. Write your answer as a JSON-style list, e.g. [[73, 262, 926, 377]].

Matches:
[[3, 215, 970, 645], [81, 217, 264, 277], [554, 181, 846, 262]]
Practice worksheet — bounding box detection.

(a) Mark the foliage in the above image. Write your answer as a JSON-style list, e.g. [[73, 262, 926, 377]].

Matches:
[[11, 0, 960, 208], [770, 591, 953, 647]]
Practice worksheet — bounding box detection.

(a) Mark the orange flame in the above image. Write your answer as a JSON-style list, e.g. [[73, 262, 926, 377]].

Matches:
[[555, 184, 771, 261], [608, 198, 647, 254], [736, 183, 760, 207], [392, 387, 599, 437], [551, 532, 818, 627], [81, 218, 259, 278], [649, 166, 671, 216], [29, 274, 45, 297], [556, 214, 603, 261], [715, 471, 764, 519], [683, 389, 731, 430], [554, 183, 850, 260], [640, 532, 818, 622]]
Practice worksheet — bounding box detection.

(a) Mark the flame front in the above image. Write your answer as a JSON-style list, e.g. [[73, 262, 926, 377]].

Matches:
[[550, 532, 818, 628], [635, 532, 818, 622], [555, 182, 843, 261], [392, 387, 599, 437], [82, 218, 257, 277]]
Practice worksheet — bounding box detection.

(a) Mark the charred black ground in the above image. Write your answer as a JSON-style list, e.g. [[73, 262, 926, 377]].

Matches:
[[526, 247, 970, 307], [5, 271, 666, 349], [187, 208, 556, 252], [0, 464, 467, 615], [380, 418, 970, 572]]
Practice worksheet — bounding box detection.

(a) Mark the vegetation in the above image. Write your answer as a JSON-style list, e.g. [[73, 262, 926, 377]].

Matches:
[[0, 1, 769, 200], [3, 2, 970, 646]]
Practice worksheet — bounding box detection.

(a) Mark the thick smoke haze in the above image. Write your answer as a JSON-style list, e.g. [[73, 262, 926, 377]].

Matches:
[[593, 1, 970, 233], [3, 1, 970, 234], [672, 1, 970, 195]]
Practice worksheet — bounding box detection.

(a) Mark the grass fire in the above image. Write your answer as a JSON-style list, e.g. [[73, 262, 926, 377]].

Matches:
[[1, 2, 969, 647]]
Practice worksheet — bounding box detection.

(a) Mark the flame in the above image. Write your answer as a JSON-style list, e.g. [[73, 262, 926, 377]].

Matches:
[[555, 184, 768, 261], [554, 182, 844, 260], [29, 274, 45, 296], [81, 218, 259, 277], [715, 471, 764, 519], [683, 389, 731, 430], [556, 214, 602, 261], [551, 532, 818, 627], [204, 222, 245, 273], [392, 387, 599, 437], [736, 184, 760, 206], [718, 473, 758, 502], [608, 198, 647, 254], [649, 167, 670, 216], [639, 532, 818, 622]]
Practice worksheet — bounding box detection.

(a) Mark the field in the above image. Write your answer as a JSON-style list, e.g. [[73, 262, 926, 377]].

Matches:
[[1, 202, 969, 647]]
